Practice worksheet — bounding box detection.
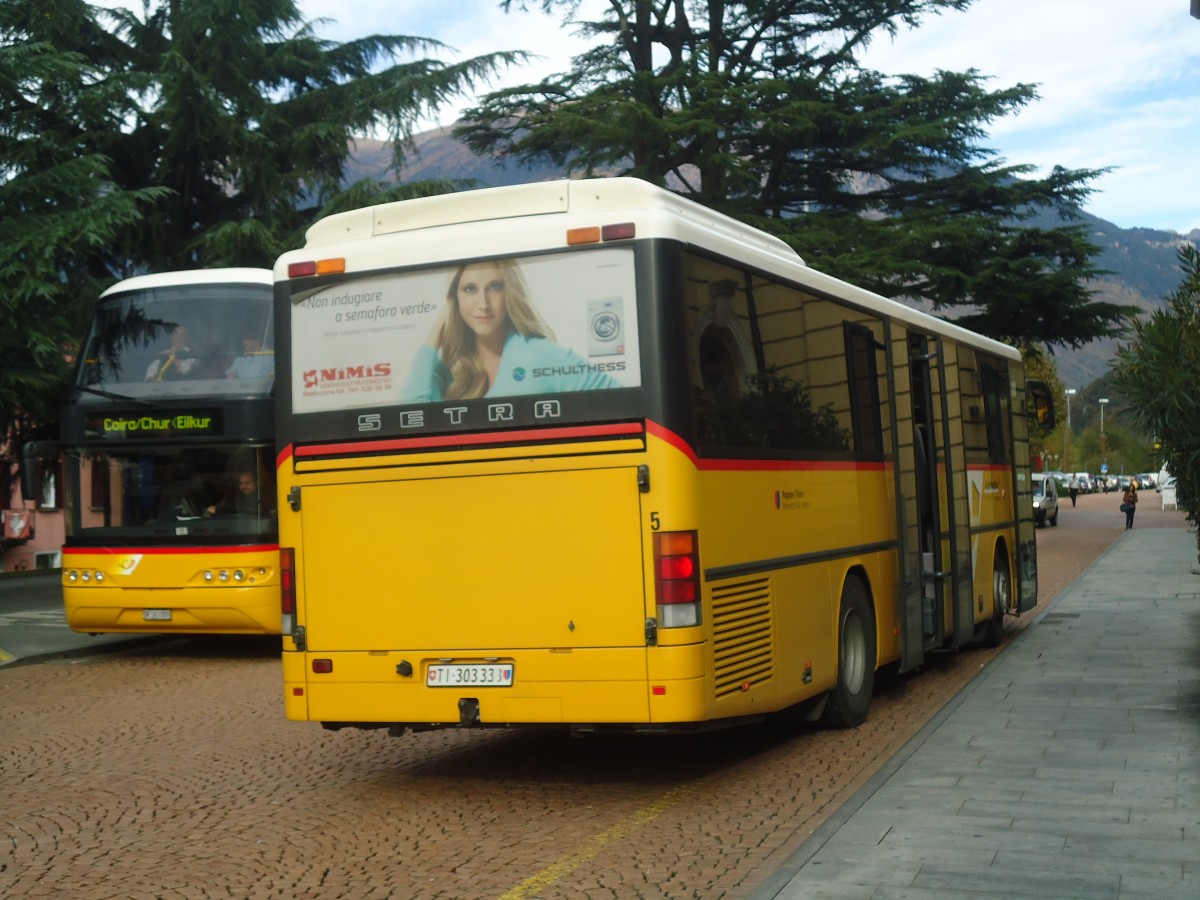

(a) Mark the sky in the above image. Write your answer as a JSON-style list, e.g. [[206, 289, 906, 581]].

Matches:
[[93, 1, 1200, 235]]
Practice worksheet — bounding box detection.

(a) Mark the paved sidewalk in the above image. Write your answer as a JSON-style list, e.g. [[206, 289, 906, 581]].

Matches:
[[752, 526, 1200, 899]]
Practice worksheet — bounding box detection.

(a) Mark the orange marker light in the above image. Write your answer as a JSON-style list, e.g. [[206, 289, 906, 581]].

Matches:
[[567, 226, 602, 245]]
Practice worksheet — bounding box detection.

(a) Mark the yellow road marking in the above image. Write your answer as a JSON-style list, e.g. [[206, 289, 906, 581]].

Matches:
[[499, 785, 694, 899], [0, 647, 15, 664]]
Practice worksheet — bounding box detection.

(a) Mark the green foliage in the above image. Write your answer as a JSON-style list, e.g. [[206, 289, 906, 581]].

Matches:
[[1112, 245, 1200, 556], [88, 0, 525, 268], [464, 1, 1134, 351], [0, 2, 164, 451], [1, 0, 520, 458]]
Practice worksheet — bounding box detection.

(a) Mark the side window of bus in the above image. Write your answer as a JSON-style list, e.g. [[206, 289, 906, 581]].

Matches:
[[685, 255, 851, 454], [960, 351, 1013, 464]]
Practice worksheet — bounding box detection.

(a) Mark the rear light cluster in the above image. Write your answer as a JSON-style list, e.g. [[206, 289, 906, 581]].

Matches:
[[280, 547, 296, 635], [654, 530, 701, 628], [567, 222, 636, 245], [65, 570, 105, 583], [287, 257, 345, 278]]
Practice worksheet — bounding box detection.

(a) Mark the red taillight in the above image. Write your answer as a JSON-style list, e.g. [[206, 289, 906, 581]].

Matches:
[[280, 547, 295, 615], [287, 261, 317, 278], [654, 530, 700, 605]]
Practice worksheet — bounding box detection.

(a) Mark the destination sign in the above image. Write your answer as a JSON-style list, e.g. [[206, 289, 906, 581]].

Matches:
[[85, 409, 225, 439]]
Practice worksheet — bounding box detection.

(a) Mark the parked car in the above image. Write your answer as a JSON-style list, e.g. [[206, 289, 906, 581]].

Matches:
[[1137, 473, 1157, 490], [1070, 472, 1095, 494], [1032, 472, 1059, 527], [1160, 476, 1179, 510]]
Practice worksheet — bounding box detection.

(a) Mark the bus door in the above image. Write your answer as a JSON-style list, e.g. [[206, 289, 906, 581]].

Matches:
[[899, 332, 973, 659]]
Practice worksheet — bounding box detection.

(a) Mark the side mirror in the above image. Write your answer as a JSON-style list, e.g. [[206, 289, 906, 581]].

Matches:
[[1026, 380, 1056, 431]]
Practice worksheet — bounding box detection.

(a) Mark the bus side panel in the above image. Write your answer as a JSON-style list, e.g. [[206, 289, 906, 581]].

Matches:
[[967, 465, 1017, 628], [695, 464, 897, 714], [63, 547, 280, 634]]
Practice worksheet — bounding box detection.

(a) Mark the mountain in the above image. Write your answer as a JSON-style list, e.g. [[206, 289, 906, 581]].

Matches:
[[349, 128, 1200, 391]]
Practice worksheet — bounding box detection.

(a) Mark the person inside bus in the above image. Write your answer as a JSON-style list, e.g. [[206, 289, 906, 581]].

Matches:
[[401, 258, 620, 401], [204, 470, 263, 517], [145, 325, 198, 381], [225, 336, 274, 379]]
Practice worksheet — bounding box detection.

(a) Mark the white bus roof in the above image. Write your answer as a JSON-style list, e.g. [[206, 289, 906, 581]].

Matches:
[[100, 268, 273, 297], [288, 177, 1019, 362]]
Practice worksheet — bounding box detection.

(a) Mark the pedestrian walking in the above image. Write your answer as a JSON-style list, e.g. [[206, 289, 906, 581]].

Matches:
[[1121, 481, 1138, 529], [1069, 475, 1080, 507]]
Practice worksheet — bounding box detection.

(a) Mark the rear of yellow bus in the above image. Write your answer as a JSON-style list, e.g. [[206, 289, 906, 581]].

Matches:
[[275, 183, 784, 734]]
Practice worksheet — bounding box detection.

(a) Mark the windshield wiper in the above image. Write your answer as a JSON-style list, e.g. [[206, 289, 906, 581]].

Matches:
[[73, 385, 153, 407]]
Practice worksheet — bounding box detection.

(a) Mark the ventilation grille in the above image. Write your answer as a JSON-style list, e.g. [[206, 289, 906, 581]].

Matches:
[[711, 577, 773, 698]]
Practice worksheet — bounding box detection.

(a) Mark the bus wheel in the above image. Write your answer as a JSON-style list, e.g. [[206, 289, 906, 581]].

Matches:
[[982, 552, 1011, 648], [822, 577, 875, 729]]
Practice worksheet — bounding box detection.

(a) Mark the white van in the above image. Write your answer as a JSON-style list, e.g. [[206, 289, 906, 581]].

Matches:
[[1032, 472, 1060, 527]]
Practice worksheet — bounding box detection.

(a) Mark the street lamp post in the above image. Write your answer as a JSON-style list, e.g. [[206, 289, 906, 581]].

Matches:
[[1064, 388, 1077, 471], [1098, 397, 1109, 463]]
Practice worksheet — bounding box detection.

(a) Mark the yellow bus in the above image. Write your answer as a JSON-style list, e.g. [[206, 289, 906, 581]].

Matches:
[[274, 178, 1053, 735], [49, 269, 280, 634]]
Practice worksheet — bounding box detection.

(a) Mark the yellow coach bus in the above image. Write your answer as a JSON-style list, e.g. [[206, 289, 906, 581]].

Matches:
[[274, 178, 1054, 735], [49, 269, 281, 634]]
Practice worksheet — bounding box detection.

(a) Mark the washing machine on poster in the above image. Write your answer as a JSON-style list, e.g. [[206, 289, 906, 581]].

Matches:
[[587, 296, 624, 357]]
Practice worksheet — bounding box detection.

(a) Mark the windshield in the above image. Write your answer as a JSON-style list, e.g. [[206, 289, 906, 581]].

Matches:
[[1033, 478, 1050, 497], [77, 282, 274, 399], [69, 445, 276, 545]]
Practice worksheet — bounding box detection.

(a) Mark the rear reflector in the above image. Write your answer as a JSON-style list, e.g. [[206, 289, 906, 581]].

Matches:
[[280, 547, 295, 616]]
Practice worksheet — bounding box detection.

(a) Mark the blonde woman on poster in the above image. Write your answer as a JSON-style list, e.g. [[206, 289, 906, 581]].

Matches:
[[401, 259, 621, 402]]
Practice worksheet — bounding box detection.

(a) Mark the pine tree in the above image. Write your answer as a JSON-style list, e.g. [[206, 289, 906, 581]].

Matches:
[[459, 0, 1133, 350], [0, 0, 162, 450], [1, 0, 521, 454]]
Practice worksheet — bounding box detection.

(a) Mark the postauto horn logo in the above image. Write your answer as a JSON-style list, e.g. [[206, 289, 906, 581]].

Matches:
[[302, 362, 391, 388]]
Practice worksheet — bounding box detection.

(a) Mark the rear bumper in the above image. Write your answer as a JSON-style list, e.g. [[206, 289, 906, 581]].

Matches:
[[283, 644, 714, 727]]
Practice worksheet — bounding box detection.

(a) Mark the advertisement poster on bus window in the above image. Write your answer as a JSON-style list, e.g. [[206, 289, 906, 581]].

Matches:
[[291, 248, 640, 414]]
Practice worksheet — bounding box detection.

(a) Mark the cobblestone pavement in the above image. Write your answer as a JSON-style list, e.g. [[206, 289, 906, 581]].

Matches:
[[1, 491, 1190, 899]]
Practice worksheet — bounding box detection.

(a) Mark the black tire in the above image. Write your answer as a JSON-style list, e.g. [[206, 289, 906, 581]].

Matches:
[[1050, 509, 1058, 527], [821, 577, 876, 728], [982, 551, 1010, 648]]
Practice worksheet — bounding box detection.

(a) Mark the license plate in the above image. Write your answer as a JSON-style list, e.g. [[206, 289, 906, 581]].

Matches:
[[143, 609, 172, 621], [426, 663, 513, 687]]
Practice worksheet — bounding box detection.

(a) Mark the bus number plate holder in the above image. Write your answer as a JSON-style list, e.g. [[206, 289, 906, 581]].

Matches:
[[143, 609, 172, 621], [426, 664, 513, 687]]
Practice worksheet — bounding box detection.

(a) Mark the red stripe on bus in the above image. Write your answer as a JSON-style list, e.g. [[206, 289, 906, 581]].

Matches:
[[63, 545, 279, 556], [646, 420, 889, 472], [295, 422, 646, 458], [277, 444, 293, 469]]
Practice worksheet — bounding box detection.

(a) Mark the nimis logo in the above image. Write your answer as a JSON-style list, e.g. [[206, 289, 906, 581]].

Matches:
[[302, 363, 391, 388]]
